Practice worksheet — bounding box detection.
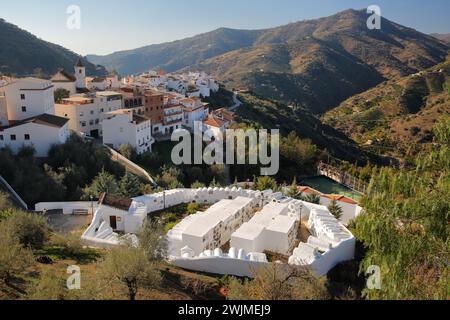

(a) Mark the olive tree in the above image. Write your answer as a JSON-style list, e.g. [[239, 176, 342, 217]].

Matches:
[[99, 245, 162, 300], [226, 264, 329, 300]]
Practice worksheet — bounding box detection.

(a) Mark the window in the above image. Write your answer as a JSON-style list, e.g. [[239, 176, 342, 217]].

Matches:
[[100, 108, 104, 113], [90, 110, 94, 115], [79, 112, 84, 117], [81, 121, 86, 127], [21, 106, 27, 112], [0, 135, 3, 141], [89, 120, 94, 125], [10, 134, 16, 141], [95, 119, 99, 124], [20, 94, 25, 100], [24, 134, 30, 140]]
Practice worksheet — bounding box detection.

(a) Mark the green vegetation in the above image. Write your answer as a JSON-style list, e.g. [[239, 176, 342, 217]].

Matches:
[[0, 135, 125, 205], [353, 116, 449, 299], [0, 216, 35, 285], [235, 93, 374, 168], [303, 194, 321, 205], [324, 56, 450, 160], [328, 200, 343, 220], [2, 211, 50, 249], [118, 144, 138, 161], [0, 191, 13, 212], [400, 76, 430, 114], [82, 169, 119, 199], [118, 173, 142, 198], [99, 245, 162, 300], [203, 86, 234, 109], [226, 264, 329, 300], [54, 88, 70, 103], [253, 176, 277, 192]]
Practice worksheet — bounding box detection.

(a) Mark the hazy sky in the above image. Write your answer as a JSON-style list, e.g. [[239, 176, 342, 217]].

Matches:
[[1, 0, 450, 55]]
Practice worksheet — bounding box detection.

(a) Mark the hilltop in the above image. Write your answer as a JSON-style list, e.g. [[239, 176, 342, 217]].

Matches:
[[0, 18, 107, 77]]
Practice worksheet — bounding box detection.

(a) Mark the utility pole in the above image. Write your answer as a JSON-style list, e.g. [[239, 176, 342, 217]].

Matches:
[[90, 195, 94, 215]]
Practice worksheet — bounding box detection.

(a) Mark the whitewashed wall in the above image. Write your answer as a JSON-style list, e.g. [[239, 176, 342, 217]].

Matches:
[[35, 201, 98, 214]]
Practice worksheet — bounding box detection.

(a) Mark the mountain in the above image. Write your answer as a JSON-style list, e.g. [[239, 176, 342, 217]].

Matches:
[[0, 18, 107, 77], [431, 33, 450, 45], [235, 92, 384, 164], [87, 28, 264, 75], [89, 9, 448, 113], [323, 55, 450, 158]]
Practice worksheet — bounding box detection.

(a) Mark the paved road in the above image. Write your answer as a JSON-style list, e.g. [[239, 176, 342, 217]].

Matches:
[[229, 92, 242, 112]]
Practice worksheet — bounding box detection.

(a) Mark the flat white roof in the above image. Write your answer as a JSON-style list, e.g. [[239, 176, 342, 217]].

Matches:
[[182, 197, 254, 238], [233, 202, 296, 240], [249, 202, 288, 225], [267, 215, 297, 233], [96, 91, 122, 96], [231, 223, 265, 241]]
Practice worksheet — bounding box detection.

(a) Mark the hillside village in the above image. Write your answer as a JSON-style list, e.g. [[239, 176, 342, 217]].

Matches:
[[0, 6, 448, 303], [0, 58, 232, 157], [0, 57, 365, 286]]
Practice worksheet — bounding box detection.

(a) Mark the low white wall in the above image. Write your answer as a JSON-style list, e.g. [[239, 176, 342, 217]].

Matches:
[[171, 256, 268, 278], [309, 237, 356, 277], [35, 201, 98, 215]]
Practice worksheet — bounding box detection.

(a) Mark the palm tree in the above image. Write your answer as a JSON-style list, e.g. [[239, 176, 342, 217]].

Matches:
[[328, 199, 343, 220]]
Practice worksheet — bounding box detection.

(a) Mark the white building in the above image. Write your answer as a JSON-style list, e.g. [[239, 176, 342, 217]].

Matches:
[[180, 97, 209, 131], [102, 109, 154, 154], [74, 57, 87, 90], [202, 115, 227, 140], [55, 91, 123, 138], [0, 77, 54, 122], [231, 202, 299, 255], [89, 77, 107, 91], [106, 74, 121, 89], [51, 70, 77, 95], [0, 94, 8, 127], [0, 114, 69, 157], [76, 186, 357, 278], [180, 197, 257, 255], [288, 208, 355, 276], [81, 193, 147, 248], [162, 95, 183, 135]]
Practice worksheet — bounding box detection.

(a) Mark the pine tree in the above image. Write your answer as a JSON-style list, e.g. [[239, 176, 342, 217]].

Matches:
[[119, 173, 141, 198], [287, 177, 299, 198], [83, 168, 118, 199]]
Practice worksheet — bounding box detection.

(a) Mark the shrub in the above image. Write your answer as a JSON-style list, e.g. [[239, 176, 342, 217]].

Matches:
[[187, 203, 200, 215], [2, 211, 50, 249], [0, 221, 34, 283], [49, 233, 84, 257]]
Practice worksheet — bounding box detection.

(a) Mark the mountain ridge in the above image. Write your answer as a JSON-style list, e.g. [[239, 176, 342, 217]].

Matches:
[[0, 18, 107, 77], [323, 55, 450, 158], [87, 9, 448, 113]]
